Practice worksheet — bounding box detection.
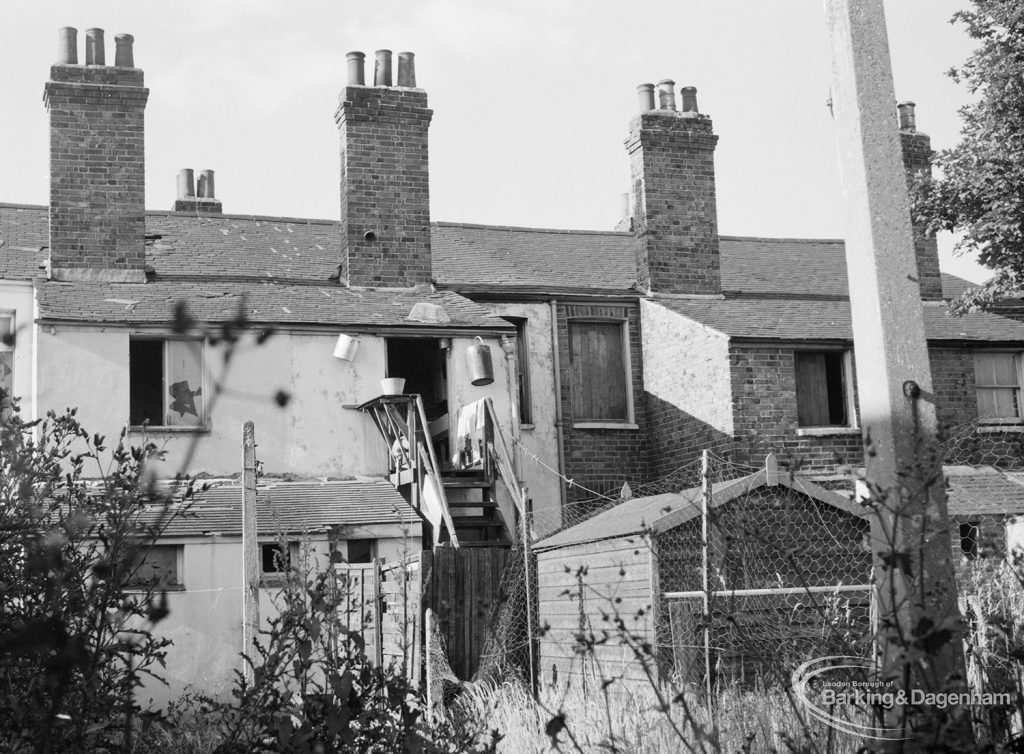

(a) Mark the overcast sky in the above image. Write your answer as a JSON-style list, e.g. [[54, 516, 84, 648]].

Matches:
[[0, 0, 985, 281]]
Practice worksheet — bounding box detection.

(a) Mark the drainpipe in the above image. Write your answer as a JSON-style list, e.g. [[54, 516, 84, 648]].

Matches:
[[549, 300, 567, 515], [501, 334, 523, 479]]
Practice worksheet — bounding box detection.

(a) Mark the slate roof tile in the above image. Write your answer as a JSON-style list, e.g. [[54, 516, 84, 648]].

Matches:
[[148, 479, 419, 537]]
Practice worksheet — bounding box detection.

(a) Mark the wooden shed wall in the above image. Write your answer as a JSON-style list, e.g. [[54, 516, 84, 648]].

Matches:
[[536, 535, 654, 690]]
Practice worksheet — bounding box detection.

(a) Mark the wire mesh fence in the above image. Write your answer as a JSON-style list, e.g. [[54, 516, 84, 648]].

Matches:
[[425, 417, 1024, 704]]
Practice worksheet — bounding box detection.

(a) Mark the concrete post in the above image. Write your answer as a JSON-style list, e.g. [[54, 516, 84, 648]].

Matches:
[[242, 421, 260, 680], [825, 0, 966, 745]]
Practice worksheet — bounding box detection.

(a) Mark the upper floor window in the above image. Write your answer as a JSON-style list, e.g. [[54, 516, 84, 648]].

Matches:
[[503, 317, 533, 425], [129, 338, 206, 428], [795, 351, 850, 427], [568, 319, 631, 425], [974, 352, 1022, 423]]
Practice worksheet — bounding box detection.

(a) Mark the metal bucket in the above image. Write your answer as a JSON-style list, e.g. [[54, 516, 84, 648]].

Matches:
[[467, 336, 494, 386], [333, 333, 359, 361]]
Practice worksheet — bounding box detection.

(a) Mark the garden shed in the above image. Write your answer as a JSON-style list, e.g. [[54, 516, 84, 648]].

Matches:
[[534, 454, 872, 691]]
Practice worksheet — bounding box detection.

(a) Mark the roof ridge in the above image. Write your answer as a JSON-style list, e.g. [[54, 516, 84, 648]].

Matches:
[[432, 220, 631, 237], [719, 234, 845, 244], [147, 210, 341, 226]]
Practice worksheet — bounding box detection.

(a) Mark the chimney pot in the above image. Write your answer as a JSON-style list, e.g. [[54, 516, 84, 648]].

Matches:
[[346, 51, 365, 85], [637, 83, 655, 113], [374, 49, 392, 86], [897, 100, 916, 132], [57, 27, 78, 65], [396, 51, 416, 87], [657, 79, 677, 111], [85, 28, 105, 66], [680, 86, 699, 114], [177, 169, 195, 199], [198, 169, 215, 199], [114, 33, 134, 67]]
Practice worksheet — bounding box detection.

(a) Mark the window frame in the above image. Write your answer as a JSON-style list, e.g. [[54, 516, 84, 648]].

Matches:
[[567, 317, 636, 429], [128, 335, 209, 432], [503, 317, 533, 426], [124, 543, 184, 592], [973, 351, 1024, 425], [260, 540, 301, 585], [793, 348, 856, 431], [0, 311, 14, 399]]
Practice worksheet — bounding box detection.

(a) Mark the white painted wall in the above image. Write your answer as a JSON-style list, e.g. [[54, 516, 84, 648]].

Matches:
[[35, 325, 514, 480], [0, 281, 35, 417], [486, 303, 563, 536]]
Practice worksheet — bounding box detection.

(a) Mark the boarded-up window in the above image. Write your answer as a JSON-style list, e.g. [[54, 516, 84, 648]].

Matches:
[[129, 339, 205, 427], [974, 352, 1021, 422], [569, 321, 628, 422], [0, 313, 13, 398], [795, 351, 848, 427], [125, 544, 181, 589]]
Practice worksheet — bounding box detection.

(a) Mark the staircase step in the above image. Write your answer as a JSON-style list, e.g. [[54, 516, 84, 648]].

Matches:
[[447, 500, 498, 509], [441, 475, 490, 489]]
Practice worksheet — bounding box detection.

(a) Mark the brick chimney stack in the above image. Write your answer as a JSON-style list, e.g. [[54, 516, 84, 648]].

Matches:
[[335, 49, 433, 288], [625, 81, 721, 296], [898, 101, 943, 301], [44, 27, 148, 282]]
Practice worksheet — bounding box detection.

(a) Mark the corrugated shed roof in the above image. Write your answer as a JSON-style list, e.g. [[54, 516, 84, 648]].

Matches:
[[653, 298, 1024, 343], [36, 279, 507, 329], [150, 479, 419, 537]]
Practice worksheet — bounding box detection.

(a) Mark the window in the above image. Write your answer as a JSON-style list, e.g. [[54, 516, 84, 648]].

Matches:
[[959, 522, 979, 561], [568, 320, 630, 424], [129, 339, 205, 428], [346, 538, 375, 564], [503, 317, 532, 424], [125, 544, 182, 590], [795, 351, 850, 427], [261, 542, 297, 575], [974, 352, 1022, 423], [0, 313, 13, 398]]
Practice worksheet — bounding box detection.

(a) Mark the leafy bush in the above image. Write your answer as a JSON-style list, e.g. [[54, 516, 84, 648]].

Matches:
[[0, 406, 191, 752]]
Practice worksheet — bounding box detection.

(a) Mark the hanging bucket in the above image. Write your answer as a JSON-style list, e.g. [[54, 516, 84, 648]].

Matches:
[[381, 377, 406, 395], [333, 333, 359, 361], [467, 336, 494, 386]]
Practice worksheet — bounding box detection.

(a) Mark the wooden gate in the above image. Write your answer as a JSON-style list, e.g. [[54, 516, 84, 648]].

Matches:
[[336, 557, 422, 685], [422, 547, 511, 680]]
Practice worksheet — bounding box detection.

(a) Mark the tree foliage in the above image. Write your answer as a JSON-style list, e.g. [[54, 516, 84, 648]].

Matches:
[[914, 1, 1024, 313]]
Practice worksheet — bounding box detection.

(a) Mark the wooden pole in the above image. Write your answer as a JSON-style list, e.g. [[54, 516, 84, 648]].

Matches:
[[241, 420, 260, 680], [700, 450, 714, 706], [824, 0, 966, 744]]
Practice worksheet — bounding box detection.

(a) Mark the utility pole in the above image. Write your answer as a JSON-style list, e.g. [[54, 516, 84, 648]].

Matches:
[[824, 0, 967, 745], [242, 420, 259, 680]]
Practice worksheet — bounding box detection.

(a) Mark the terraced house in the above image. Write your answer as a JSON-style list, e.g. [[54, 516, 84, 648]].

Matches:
[[3, 27, 1024, 696]]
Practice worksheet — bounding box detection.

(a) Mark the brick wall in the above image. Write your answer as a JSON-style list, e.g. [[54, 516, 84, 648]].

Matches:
[[625, 111, 720, 295], [335, 86, 432, 288], [900, 130, 943, 301], [44, 65, 148, 282], [641, 300, 733, 476], [729, 345, 863, 473], [555, 302, 649, 504]]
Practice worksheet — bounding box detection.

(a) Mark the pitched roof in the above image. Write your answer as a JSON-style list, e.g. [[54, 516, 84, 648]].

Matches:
[[653, 298, 1024, 343], [36, 280, 505, 329], [430, 222, 637, 293], [535, 464, 864, 550], [149, 479, 419, 537], [945, 469, 1024, 518], [0, 203, 1003, 339]]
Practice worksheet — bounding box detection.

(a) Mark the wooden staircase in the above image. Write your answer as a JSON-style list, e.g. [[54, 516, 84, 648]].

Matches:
[[357, 395, 526, 549]]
